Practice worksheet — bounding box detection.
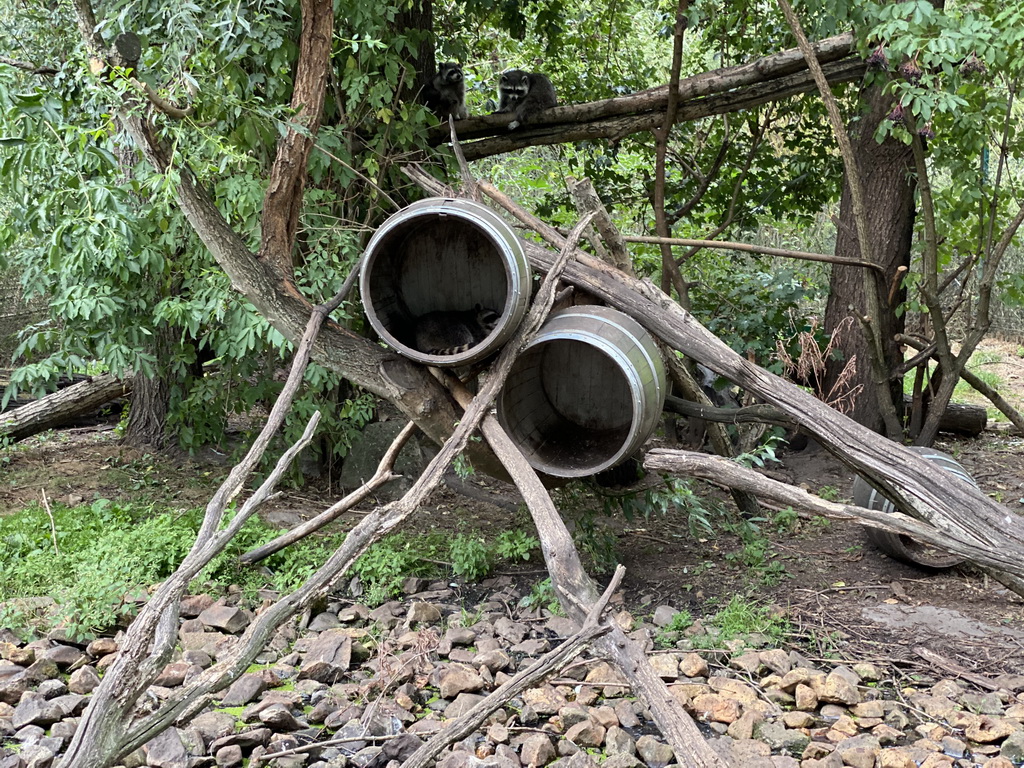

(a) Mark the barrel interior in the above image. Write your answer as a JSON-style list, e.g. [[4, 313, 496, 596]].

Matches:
[[365, 214, 511, 351], [501, 340, 635, 475]]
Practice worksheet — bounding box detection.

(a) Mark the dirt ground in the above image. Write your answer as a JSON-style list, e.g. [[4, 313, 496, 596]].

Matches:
[[2, 339, 1023, 688]]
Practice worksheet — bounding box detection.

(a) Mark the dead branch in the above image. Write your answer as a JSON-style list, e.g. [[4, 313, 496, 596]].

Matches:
[[644, 448, 1024, 596], [776, 0, 902, 439], [567, 177, 633, 276], [623, 234, 885, 274], [239, 420, 420, 564], [399, 574, 620, 768]]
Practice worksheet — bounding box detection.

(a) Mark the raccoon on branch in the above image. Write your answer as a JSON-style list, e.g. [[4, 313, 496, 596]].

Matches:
[[422, 62, 469, 121], [494, 69, 558, 130]]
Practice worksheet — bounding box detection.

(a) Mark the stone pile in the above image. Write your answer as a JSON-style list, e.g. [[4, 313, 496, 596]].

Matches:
[[1, 578, 1023, 768]]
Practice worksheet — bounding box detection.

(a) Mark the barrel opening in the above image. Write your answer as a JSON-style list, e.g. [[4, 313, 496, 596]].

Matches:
[[363, 213, 513, 356], [500, 340, 637, 475]]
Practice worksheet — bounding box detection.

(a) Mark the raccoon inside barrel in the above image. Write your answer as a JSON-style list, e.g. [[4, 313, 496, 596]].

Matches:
[[413, 304, 500, 355]]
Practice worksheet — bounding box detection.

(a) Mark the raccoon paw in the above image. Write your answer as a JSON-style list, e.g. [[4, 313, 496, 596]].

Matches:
[[507, 120, 521, 130]]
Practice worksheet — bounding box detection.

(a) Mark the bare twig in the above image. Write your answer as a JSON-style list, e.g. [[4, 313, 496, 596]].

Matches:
[[623, 234, 884, 274], [240, 420, 419, 564], [40, 489, 60, 556]]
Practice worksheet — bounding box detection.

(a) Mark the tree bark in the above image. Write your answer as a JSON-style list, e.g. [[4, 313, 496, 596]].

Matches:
[[823, 81, 914, 433], [0, 374, 132, 442]]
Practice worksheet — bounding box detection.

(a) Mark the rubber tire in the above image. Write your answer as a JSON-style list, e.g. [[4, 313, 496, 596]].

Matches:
[[852, 446, 976, 569]]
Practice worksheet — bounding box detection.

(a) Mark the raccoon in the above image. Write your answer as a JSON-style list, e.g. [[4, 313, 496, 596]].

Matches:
[[495, 69, 557, 130], [413, 305, 500, 356], [423, 62, 469, 121]]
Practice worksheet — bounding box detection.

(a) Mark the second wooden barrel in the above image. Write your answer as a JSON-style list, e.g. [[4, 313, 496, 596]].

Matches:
[[497, 306, 666, 478]]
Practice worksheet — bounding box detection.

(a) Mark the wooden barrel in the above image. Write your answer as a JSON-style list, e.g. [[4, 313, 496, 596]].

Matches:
[[497, 306, 667, 478], [359, 198, 530, 367], [852, 446, 976, 569]]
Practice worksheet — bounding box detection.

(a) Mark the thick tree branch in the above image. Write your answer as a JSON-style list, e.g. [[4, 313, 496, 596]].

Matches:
[[258, 0, 333, 282], [450, 58, 866, 161]]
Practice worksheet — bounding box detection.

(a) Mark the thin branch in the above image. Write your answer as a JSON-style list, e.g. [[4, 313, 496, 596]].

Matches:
[[652, 0, 691, 302], [0, 56, 59, 75], [240, 420, 419, 564], [40, 490, 60, 556], [625, 234, 884, 274]]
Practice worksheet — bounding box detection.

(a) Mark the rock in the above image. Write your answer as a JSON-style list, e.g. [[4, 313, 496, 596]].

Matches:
[[564, 721, 604, 748], [445, 693, 487, 719], [440, 665, 486, 699], [12, 695, 62, 729], [143, 727, 189, 768], [635, 735, 674, 768], [550, 752, 597, 768], [612, 700, 640, 729], [758, 649, 791, 675], [67, 666, 101, 695], [474, 649, 510, 674], [520, 733, 556, 767], [730, 651, 762, 674], [875, 748, 917, 768], [198, 605, 250, 634], [558, 707, 590, 729], [493, 618, 528, 645], [258, 703, 303, 731], [651, 606, 679, 628], [23, 659, 60, 683], [728, 709, 763, 740], [299, 630, 354, 684], [692, 694, 741, 724], [308, 613, 342, 632], [819, 669, 860, 705], [41, 645, 83, 670], [582, 663, 629, 697], [647, 654, 679, 680], [603, 726, 635, 756], [678, 652, 708, 678], [522, 686, 569, 716], [1001, 728, 1024, 762], [190, 712, 236, 749], [180, 594, 216, 618], [794, 683, 817, 710], [406, 603, 442, 625], [965, 715, 1018, 742], [833, 734, 881, 768], [219, 673, 267, 707], [754, 722, 809, 755], [178, 631, 233, 659], [215, 745, 243, 768], [152, 661, 191, 688], [599, 756, 642, 768]]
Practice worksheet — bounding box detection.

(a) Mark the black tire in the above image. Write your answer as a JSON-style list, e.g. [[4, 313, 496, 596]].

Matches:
[[852, 446, 976, 569]]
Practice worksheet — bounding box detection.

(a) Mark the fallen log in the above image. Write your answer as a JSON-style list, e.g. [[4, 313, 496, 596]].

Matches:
[[0, 373, 132, 442]]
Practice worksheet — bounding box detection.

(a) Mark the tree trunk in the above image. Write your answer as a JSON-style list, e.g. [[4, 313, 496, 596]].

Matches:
[[823, 82, 914, 433]]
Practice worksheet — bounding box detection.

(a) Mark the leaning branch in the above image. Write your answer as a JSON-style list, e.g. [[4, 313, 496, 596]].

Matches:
[[644, 448, 1024, 595]]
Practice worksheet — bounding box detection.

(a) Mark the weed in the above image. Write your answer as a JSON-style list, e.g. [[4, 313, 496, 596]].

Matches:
[[519, 577, 562, 615], [654, 608, 694, 649], [494, 529, 539, 562], [449, 533, 492, 582], [817, 485, 841, 502], [693, 595, 790, 648]]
